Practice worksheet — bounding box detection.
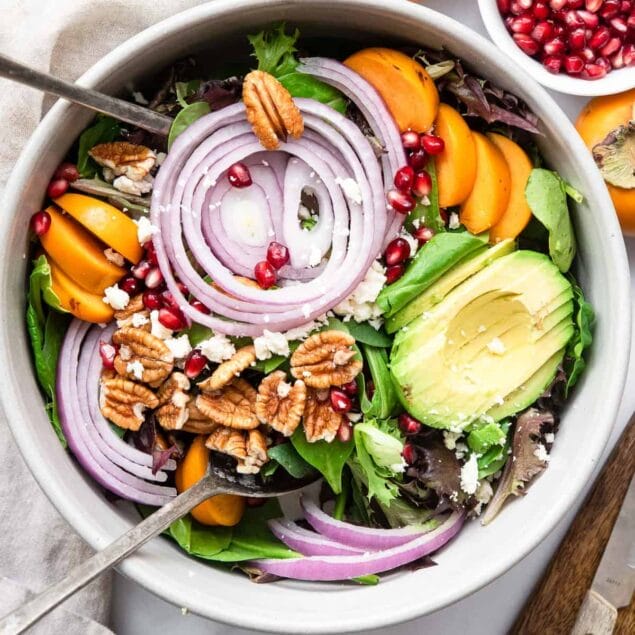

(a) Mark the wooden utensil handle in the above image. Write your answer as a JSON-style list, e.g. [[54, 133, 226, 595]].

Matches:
[[512, 413, 635, 634]]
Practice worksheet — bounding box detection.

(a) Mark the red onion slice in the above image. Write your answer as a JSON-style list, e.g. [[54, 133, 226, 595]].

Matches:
[[302, 497, 426, 550], [252, 511, 464, 581], [269, 519, 366, 556]]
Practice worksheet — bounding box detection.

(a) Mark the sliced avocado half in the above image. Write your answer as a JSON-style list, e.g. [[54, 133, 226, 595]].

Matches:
[[390, 251, 574, 430], [386, 239, 516, 334]]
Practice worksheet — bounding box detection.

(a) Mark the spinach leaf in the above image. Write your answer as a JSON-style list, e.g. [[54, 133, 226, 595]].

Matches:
[[525, 168, 577, 273], [267, 443, 316, 479], [182, 323, 213, 347], [376, 232, 486, 317], [345, 321, 392, 348], [175, 79, 202, 109], [361, 344, 399, 419], [248, 24, 347, 113], [168, 102, 211, 150], [564, 278, 594, 395], [407, 158, 445, 233], [167, 515, 233, 558], [77, 116, 120, 178], [291, 427, 354, 494]]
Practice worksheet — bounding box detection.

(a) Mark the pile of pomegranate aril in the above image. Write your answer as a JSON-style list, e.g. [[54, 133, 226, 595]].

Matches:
[[46, 162, 80, 199], [498, 0, 635, 78]]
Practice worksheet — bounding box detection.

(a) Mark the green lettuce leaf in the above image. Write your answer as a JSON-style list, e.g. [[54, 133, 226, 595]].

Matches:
[[266, 442, 316, 479], [247, 24, 347, 113], [168, 101, 211, 150], [361, 344, 399, 419], [564, 278, 594, 394], [77, 115, 120, 178]]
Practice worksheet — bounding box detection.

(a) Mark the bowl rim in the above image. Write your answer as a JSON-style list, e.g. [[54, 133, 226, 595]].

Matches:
[[477, 0, 635, 97], [1, 0, 631, 631]]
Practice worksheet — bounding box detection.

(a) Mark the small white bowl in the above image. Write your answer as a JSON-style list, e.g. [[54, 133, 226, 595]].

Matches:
[[478, 0, 635, 96]]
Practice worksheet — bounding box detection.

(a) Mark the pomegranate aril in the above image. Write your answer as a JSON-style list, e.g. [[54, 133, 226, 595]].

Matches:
[[53, 162, 79, 183], [337, 421, 353, 443], [408, 149, 427, 171], [542, 54, 564, 72], [564, 54, 585, 72], [384, 237, 411, 266], [145, 241, 158, 265], [30, 210, 51, 236], [184, 350, 208, 379], [394, 165, 415, 192], [609, 16, 628, 33], [161, 290, 179, 310], [589, 26, 611, 48], [611, 47, 625, 68], [550, 0, 568, 9], [420, 134, 445, 155], [510, 15, 536, 32], [413, 171, 432, 198], [119, 276, 140, 295], [401, 130, 421, 150], [498, 0, 511, 11], [532, 20, 554, 42], [330, 388, 352, 413], [99, 341, 118, 369], [510, 1, 526, 15], [567, 0, 584, 8], [47, 178, 68, 198], [266, 241, 290, 269], [387, 189, 416, 214], [543, 36, 566, 54], [227, 162, 252, 188], [402, 443, 417, 465], [142, 290, 163, 311], [577, 9, 599, 27], [595, 56, 611, 71], [568, 27, 587, 49], [580, 46, 596, 61], [341, 380, 358, 397], [585, 0, 602, 12], [190, 299, 211, 314], [385, 264, 405, 284], [600, 37, 622, 56], [398, 413, 422, 435], [519, 0, 534, 8], [158, 307, 185, 331], [624, 43, 635, 66], [533, 2, 550, 18], [414, 225, 435, 245], [131, 259, 152, 280], [564, 9, 585, 27], [514, 34, 540, 57], [254, 260, 276, 289], [581, 61, 608, 77], [144, 267, 164, 289], [599, 0, 620, 19]]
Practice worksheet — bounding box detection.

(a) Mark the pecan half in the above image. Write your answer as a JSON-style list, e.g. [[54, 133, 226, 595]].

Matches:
[[114, 295, 150, 329], [89, 141, 156, 181], [243, 70, 304, 150], [205, 427, 269, 474], [155, 372, 191, 430], [182, 401, 220, 435], [290, 330, 362, 389], [196, 378, 259, 430], [198, 345, 256, 392], [303, 388, 345, 443], [100, 375, 159, 431], [255, 370, 306, 437], [112, 327, 174, 387]]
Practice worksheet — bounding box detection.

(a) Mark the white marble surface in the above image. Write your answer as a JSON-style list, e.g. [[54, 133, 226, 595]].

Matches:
[[110, 2, 635, 633]]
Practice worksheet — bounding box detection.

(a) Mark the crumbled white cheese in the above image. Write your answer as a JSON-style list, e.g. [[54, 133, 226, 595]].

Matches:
[[448, 212, 461, 230], [333, 259, 386, 324], [487, 337, 506, 355], [132, 403, 147, 420], [443, 430, 462, 451], [172, 390, 190, 409], [102, 285, 130, 311], [298, 204, 312, 220], [301, 303, 312, 319], [150, 309, 173, 340], [308, 245, 322, 267], [277, 381, 292, 399], [119, 345, 132, 361], [135, 216, 158, 245], [104, 248, 125, 267], [475, 479, 493, 505], [454, 442, 468, 460], [460, 453, 479, 495], [126, 360, 144, 381], [534, 443, 550, 463], [165, 334, 192, 361], [254, 330, 290, 360], [335, 177, 363, 205], [155, 152, 167, 166], [131, 312, 149, 328], [398, 229, 419, 257], [544, 432, 555, 444], [347, 412, 362, 423], [197, 333, 236, 363], [113, 174, 154, 196]]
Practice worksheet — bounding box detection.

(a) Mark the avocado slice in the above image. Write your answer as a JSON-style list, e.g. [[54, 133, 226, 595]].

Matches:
[[390, 251, 574, 430], [386, 239, 516, 333]]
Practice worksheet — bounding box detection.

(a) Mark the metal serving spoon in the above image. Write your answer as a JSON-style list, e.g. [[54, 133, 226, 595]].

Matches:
[[0, 53, 172, 135], [0, 461, 318, 634]]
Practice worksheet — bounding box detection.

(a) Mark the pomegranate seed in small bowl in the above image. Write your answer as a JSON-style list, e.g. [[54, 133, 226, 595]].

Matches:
[[30, 210, 51, 237]]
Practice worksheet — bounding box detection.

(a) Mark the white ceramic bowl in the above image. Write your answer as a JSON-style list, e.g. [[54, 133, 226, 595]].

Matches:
[[1, 1, 631, 632], [478, 0, 635, 96]]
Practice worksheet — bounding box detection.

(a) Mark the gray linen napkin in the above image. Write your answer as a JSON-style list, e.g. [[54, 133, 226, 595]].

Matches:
[[0, 1, 201, 631]]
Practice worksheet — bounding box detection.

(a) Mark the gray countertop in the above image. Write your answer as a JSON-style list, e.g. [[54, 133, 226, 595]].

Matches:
[[111, 1, 635, 633]]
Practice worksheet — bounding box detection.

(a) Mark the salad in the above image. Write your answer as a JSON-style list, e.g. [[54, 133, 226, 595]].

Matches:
[[26, 25, 594, 583]]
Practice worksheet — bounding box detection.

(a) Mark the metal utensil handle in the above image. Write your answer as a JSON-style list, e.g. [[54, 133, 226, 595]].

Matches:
[[0, 477, 220, 635], [0, 53, 173, 137]]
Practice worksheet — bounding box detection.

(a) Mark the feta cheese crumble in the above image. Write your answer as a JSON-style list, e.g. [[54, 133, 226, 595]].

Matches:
[[254, 330, 290, 360], [398, 229, 419, 257], [135, 216, 158, 245], [126, 360, 144, 381], [333, 259, 386, 324], [277, 381, 292, 399], [534, 443, 550, 463], [113, 174, 153, 196], [165, 334, 192, 361], [487, 337, 506, 355], [460, 453, 479, 495], [308, 245, 322, 267], [443, 430, 462, 451], [335, 177, 363, 205], [544, 432, 555, 444], [197, 333, 236, 363], [150, 310, 173, 340], [131, 312, 149, 328], [448, 212, 461, 230], [102, 285, 129, 311]]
